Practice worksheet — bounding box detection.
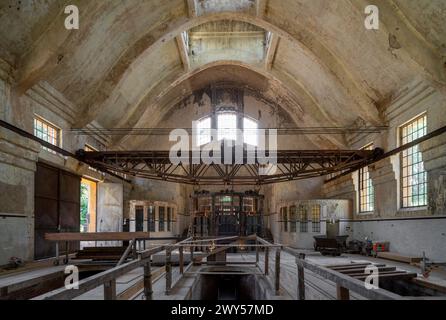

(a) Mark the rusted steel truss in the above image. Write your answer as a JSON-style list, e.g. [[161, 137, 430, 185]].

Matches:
[[77, 149, 382, 185]]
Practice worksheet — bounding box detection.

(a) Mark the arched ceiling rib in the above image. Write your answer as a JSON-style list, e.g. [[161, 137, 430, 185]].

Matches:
[[0, 0, 444, 150], [112, 62, 351, 150]]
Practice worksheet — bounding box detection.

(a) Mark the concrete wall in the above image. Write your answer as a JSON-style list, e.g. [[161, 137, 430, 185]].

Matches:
[[0, 59, 132, 264], [274, 199, 352, 249], [0, 127, 40, 265], [323, 79, 446, 261], [351, 218, 446, 261]]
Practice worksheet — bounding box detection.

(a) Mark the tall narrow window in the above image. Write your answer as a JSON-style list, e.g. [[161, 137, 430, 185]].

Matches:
[[158, 206, 165, 232], [299, 205, 308, 233], [311, 205, 321, 233], [359, 144, 375, 213], [148, 206, 155, 232], [167, 207, 172, 232], [34, 117, 61, 152], [289, 205, 297, 233], [196, 116, 211, 146], [217, 112, 237, 141], [243, 117, 258, 146], [401, 114, 427, 208], [281, 207, 288, 232]]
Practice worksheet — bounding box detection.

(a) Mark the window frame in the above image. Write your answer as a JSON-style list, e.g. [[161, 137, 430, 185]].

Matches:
[[299, 205, 308, 233], [33, 116, 62, 150], [311, 205, 321, 233], [399, 113, 428, 208]]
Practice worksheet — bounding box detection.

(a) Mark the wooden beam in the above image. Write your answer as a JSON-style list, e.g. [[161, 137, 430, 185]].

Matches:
[[40, 246, 164, 300], [275, 249, 281, 295], [336, 285, 350, 300], [297, 262, 305, 300], [186, 0, 197, 18], [265, 33, 279, 71], [175, 35, 190, 72], [104, 280, 116, 300], [353, 272, 418, 281], [328, 263, 374, 269], [44, 232, 151, 241], [377, 252, 422, 264]]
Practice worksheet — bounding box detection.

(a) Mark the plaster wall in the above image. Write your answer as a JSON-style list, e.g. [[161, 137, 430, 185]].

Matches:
[[324, 80, 446, 260]]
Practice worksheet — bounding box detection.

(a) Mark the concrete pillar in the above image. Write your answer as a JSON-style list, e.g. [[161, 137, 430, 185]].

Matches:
[[367, 157, 398, 218], [420, 134, 446, 215], [0, 126, 40, 264]]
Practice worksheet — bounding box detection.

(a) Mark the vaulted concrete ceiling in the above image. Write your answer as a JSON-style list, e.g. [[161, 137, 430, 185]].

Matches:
[[1, 0, 445, 149]]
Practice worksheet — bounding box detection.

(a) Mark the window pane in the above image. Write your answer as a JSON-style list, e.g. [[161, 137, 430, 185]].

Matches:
[[218, 113, 237, 141], [400, 114, 427, 208], [359, 144, 374, 212], [33, 117, 60, 153]]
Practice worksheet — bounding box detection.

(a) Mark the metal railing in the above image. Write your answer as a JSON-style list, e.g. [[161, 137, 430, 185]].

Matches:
[[40, 235, 280, 300]]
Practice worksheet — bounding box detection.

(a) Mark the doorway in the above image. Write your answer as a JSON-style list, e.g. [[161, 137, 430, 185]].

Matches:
[[80, 178, 97, 248]]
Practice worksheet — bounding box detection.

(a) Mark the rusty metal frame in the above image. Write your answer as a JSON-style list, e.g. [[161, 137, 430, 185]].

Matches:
[[76, 148, 381, 185]]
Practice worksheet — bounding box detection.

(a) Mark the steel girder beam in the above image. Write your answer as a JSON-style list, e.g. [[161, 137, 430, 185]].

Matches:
[[76, 149, 382, 185]]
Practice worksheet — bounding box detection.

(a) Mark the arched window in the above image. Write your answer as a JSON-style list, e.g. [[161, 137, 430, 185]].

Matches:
[[194, 112, 258, 146]]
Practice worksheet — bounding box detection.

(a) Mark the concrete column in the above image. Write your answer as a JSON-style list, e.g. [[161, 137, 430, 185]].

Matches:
[[420, 134, 446, 215], [321, 174, 356, 213], [0, 126, 40, 264], [367, 157, 398, 218]]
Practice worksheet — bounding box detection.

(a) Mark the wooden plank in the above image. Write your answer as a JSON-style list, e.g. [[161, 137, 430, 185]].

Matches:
[[353, 272, 417, 281], [45, 232, 151, 241], [117, 266, 165, 300], [0, 266, 66, 293], [339, 266, 396, 275], [275, 249, 281, 295], [329, 263, 375, 270], [264, 247, 269, 275], [297, 263, 305, 300], [412, 278, 446, 294], [104, 280, 116, 300], [377, 252, 422, 264], [40, 247, 164, 300]]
